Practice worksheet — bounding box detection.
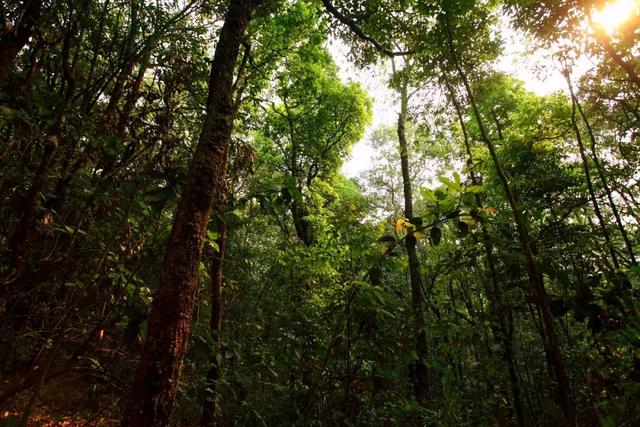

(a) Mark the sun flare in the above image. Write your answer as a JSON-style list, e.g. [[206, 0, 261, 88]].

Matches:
[[591, 0, 638, 34]]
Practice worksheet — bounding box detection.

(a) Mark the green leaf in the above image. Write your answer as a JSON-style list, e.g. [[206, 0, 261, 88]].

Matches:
[[420, 188, 436, 201], [126, 283, 136, 296], [465, 185, 485, 193], [206, 228, 220, 251], [438, 176, 453, 186], [462, 192, 476, 208], [222, 209, 244, 226]]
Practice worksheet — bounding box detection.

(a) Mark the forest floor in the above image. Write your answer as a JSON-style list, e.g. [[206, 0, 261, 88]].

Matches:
[[1, 379, 119, 426], [0, 411, 115, 427]]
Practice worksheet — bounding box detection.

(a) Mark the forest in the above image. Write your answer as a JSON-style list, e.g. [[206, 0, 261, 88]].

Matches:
[[0, 0, 639, 425]]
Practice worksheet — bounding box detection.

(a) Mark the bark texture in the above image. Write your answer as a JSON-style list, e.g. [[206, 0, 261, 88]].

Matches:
[[122, 0, 260, 425]]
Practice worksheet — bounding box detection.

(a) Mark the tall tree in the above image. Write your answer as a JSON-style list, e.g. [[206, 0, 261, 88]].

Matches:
[[123, 0, 263, 424], [443, 76, 525, 426], [438, 6, 576, 424], [392, 61, 430, 404]]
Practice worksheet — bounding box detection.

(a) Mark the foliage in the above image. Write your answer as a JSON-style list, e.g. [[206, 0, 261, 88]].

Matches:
[[0, 0, 639, 425]]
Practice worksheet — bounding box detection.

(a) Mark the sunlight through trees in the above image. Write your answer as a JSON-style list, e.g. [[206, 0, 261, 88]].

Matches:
[[1, 0, 639, 425]]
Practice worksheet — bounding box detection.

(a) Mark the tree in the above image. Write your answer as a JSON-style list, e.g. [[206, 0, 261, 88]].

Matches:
[[391, 60, 430, 404], [0, 0, 639, 425], [443, 34, 576, 426], [253, 36, 370, 245], [123, 0, 263, 424], [0, 0, 44, 81]]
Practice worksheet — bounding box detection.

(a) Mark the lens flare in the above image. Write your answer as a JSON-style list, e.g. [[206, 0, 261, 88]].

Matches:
[[591, 0, 638, 34]]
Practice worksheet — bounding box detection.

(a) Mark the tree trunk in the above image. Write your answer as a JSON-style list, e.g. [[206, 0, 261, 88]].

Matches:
[[445, 78, 524, 426], [291, 199, 314, 246], [7, 142, 55, 268], [122, 0, 260, 425], [563, 71, 620, 269], [200, 219, 227, 427], [565, 72, 637, 266], [443, 17, 575, 426], [396, 69, 430, 404], [0, 0, 43, 81]]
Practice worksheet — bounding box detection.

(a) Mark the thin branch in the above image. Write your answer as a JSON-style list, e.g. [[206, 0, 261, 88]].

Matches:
[[320, 0, 412, 57]]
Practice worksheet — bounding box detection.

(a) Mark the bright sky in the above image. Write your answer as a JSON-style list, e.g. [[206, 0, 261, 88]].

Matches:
[[327, 38, 396, 178], [591, 0, 638, 35], [331, 25, 587, 178], [330, 4, 633, 178]]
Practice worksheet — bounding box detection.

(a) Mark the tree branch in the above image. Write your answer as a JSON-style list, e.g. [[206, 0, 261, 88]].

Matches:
[[320, 0, 412, 58]]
